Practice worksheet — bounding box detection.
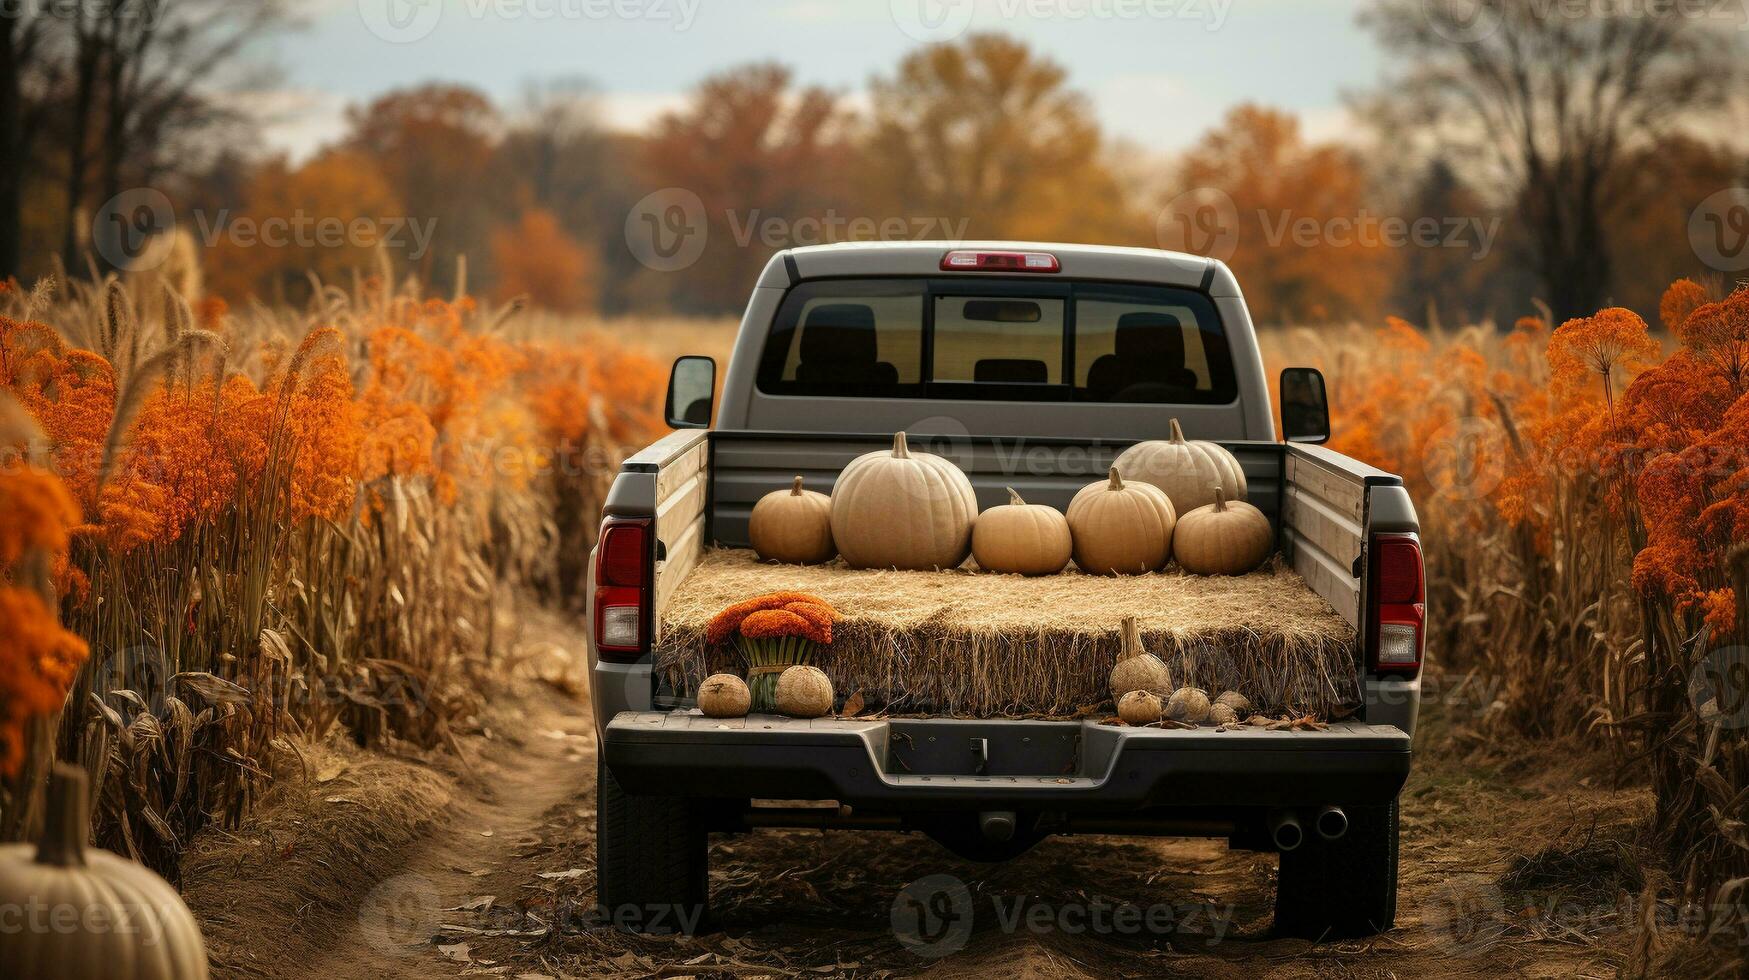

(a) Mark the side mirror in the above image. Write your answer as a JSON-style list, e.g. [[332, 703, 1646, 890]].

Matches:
[[665, 355, 716, 429], [1279, 367, 1330, 444]]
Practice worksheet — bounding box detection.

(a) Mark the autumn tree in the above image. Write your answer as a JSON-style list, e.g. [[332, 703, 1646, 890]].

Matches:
[[1175, 104, 1396, 323], [495, 78, 636, 311], [491, 209, 597, 311], [639, 63, 853, 313], [865, 34, 1130, 245], [204, 150, 403, 302], [344, 84, 501, 291], [1363, 1, 1745, 321]]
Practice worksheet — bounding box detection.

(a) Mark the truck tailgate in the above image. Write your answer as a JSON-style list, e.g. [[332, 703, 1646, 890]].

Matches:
[[604, 712, 1410, 811]]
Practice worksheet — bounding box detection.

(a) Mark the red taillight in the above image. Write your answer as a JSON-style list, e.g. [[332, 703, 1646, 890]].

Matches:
[[594, 519, 651, 662], [1369, 534, 1424, 676], [940, 250, 1060, 273]]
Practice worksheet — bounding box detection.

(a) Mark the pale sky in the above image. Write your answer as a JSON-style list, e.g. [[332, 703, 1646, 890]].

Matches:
[[256, 0, 1380, 159]]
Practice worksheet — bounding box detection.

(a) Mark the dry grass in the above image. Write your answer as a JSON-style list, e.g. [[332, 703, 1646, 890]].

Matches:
[[658, 548, 1358, 718]]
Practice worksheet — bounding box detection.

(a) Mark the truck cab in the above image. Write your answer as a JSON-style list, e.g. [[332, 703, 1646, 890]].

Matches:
[[589, 242, 1421, 941]]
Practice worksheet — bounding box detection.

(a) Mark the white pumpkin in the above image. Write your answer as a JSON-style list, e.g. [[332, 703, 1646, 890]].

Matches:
[[749, 476, 835, 564], [830, 431, 978, 570], [1113, 418, 1247, 514], [0, 765, 210, 980], [972, 488, 1072, 576]]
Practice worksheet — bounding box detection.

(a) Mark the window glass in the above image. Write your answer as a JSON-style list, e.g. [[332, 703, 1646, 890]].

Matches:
[[931, 295, 1064, 384], [758, 281, 923, 396], [1074, 289, 1235, 403]]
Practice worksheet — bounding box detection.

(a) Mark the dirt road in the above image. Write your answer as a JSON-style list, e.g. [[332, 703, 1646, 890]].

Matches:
[[184, 603, 1684, 979]]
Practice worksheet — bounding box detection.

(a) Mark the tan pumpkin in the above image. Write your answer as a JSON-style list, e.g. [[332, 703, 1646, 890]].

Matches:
[[0, 765, 210, 979], [1117, 690, 1163, 725], [750, 476, 835, 564], [1166, 687, 1212, 724], [972, 487, 1072, 576], [1067, 467, 1176, 575], [830, 431, 977, 570], [1214, 690, 1252, 716], [1108, 615, 1171, 699], [1208, 702, 1239, 726], [1113, 418, 1247, 514], [775, 665, 835, 718], [698, 673, 752, 717], [1173, 486, 1274, 575]]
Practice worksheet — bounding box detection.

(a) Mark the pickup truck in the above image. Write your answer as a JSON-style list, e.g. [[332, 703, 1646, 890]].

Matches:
[[588, 242, 1422, 941]]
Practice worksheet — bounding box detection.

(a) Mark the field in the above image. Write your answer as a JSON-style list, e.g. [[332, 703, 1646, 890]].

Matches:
[[3, 271, 1748, 976]]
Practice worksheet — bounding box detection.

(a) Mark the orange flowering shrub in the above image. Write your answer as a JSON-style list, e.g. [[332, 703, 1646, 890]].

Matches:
[[707, 591, 837, 645], [0, 461, 86, 777], [0, 588, 88, 776]]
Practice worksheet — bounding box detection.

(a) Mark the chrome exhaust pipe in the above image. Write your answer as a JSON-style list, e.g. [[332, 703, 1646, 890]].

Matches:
[[979, 810, 1017, 843], [1268, 809, 1304, 852], [1315, 805, 1348, 841]]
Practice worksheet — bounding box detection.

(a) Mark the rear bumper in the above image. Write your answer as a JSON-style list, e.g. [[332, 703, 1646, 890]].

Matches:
[[603, 712, 1411, 812]]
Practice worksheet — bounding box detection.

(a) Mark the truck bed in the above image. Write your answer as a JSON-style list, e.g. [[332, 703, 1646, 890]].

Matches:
[[605, 428, 1406, 720], [655, 547, 1357, 717]]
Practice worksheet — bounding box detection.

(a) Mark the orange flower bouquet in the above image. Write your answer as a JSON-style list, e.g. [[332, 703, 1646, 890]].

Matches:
[[706, 591, 838, 713]]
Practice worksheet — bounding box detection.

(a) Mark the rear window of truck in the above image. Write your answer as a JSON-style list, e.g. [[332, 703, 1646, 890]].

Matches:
[[756, 278, 1237, 403]]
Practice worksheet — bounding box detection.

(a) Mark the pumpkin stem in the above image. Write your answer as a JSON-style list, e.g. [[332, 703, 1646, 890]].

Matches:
[[1168, 418, 1186, 443], [1118, 615, 1141, 661], [892, 431, 910, 458], [35, 763, 89, 868], [1006, 487, 1025, 506], [791, 475, 805, 495], [1107, 467, 1123, 490], [1213, 485, 1227, 511]]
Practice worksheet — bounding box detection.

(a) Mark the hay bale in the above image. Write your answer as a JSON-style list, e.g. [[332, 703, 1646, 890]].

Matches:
[[657, 548, 1359, 719]]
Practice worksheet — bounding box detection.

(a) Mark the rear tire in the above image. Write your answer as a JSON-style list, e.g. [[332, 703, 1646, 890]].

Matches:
[[1274, 801, 1398, 939], [596, 758, 709, 934]]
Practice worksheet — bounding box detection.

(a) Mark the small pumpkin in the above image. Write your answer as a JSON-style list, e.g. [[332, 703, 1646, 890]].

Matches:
[[0, 764, 211, 979], [1166, 687, 1212, 724], [775, 665, 835, 718], [1113, 418, 1247, 515], [1067, 467, 1176, 575], [1208, 702, 1239, 726], [698, 673, 752, 717], [830, 432, 978, 571], [750, 476, 835, 564], [1108, 615, 1171, 700], [1117, 690, 1163, 725], [972, 487, 1072, 576], [1172, 485, 1274, 575], [1214, 690, 1252, 716]]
